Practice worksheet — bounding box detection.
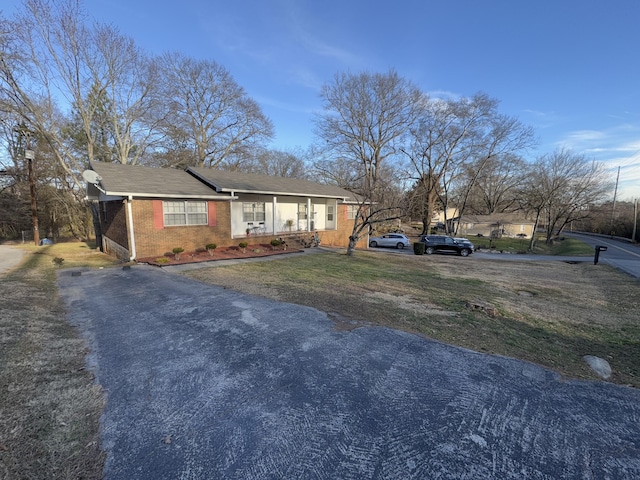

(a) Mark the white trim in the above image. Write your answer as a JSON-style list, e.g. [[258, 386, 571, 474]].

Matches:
[[272, 196, 277, 234], [126, 196, 137, 261], [103, 191, 235, 200]]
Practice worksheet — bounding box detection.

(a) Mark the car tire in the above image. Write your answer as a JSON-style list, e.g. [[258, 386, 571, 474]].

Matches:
[[396, 242, 404, 249], [425, 247, 435, 255], [460, 248, 470, 257], [369, 241, 378, 248]]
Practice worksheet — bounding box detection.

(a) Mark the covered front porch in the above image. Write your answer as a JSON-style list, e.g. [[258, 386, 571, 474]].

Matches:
[[230, 195, 338, 239]]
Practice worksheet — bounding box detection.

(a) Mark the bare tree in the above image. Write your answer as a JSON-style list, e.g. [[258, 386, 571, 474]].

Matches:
[[447, 113, 536, 233], [1, 0, 159, 178], [156, 52, 274, 168], [0, 112, 32, 239], [310, 152, 363, 190], [315, 70, 423, 255], [521, 148, 611, 247], [237, 148, 308, 178], [402, 94, 535, 234], [463, 153, 528, 214], [0, 0, 168, 243], [86, 25, 160, 165]]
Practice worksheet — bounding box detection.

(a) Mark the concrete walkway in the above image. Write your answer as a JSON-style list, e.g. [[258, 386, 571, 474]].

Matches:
[[57, 264, 640, 480]]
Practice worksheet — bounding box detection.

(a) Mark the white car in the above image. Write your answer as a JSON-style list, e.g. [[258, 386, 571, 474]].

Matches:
[[369, 233, 410, 249]]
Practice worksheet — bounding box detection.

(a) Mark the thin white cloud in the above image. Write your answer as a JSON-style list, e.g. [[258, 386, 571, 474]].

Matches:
[[558, 125, 640, 155], [523, 109, 554, 117], [561, 129, 607, 146], [286, 66, 324, 90], [427, 90, 461, 101], [560, 125, 640, 200], [255, 95, 317, 115], [282, 1, 360, 65], [520, 109, 562, 130]]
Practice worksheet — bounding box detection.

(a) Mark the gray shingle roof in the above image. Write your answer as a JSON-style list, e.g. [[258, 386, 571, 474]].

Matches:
[[89, 162, 229, 199], [187, 167, 357, 201], [88, 163, 359, 202]]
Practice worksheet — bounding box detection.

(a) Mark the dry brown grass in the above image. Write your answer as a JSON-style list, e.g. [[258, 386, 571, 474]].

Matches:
[[0, 242, 119, 479], [184, 250, 640, 387]]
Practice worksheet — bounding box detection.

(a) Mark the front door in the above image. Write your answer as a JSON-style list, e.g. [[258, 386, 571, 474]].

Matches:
[[297, 203, 308, 231]]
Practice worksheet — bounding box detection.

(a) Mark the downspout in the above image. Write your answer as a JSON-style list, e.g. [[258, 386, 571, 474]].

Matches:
[[126, 195, 137, 261]]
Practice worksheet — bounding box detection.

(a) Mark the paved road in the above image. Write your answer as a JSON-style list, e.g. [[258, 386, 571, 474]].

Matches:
[[0, 245, 26, 275], [564, 232, 640, 278], [368, 235, 640, 279], [57, 265, 640, 480]]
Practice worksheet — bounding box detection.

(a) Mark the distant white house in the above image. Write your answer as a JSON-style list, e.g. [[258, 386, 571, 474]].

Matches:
[[455, 214, 535, 238]]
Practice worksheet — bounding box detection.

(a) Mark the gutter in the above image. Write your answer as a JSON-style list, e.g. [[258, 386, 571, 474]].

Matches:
[[126, 195, 137, 261]]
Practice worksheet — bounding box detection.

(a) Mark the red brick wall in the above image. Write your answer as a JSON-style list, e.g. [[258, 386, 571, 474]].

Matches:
[[101, 201, 129, 249], [314, 204, 367, 248], [131, 199, 233, 259], [102, 199, 367, 259]]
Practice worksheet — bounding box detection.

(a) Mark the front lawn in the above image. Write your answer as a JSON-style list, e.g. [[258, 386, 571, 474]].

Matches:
[[184, 250, 640, 387]]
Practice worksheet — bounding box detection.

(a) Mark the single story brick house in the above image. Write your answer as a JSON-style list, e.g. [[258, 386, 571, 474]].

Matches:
[[86, 162, 365, 261], [455, 213, 535, 239]]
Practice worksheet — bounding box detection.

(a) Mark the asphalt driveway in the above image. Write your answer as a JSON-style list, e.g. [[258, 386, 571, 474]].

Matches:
[[57, 265, 640, 479]]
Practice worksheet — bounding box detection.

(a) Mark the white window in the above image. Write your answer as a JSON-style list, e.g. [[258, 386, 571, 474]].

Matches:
[[243, 202, 265, 222], [327, 205, 334, 222], [163, 201, 207, 226], [346, 205, 359, 220], [298, 203, 307, 220]]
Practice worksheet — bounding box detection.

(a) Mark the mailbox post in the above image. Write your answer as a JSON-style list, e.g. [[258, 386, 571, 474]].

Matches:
[[594, 245, 607, 264]]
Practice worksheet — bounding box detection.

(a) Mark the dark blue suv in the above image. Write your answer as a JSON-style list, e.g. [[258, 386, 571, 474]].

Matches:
[[420, 235, 474, 256]]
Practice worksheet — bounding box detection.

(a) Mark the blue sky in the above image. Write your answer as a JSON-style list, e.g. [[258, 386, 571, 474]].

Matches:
[[7, 0, 640, 200]]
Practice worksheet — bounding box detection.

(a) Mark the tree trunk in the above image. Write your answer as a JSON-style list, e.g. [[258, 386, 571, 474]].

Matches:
[[346, 236, 357, 256], [529, 211, 540, 251], [421, 214, 431, 235]]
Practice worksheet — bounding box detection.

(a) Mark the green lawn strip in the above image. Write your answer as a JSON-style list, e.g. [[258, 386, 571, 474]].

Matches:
[[473, 235, 594, 255]]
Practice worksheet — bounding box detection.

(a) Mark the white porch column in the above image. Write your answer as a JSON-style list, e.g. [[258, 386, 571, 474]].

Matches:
[[272, 196, 277, 234], [307, 198, 312, 232]]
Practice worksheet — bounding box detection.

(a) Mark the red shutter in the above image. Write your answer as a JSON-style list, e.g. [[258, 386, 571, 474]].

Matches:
[[208, 202, 217, 226], [343, 204, 348, 220], [152, 200, 164, 229]]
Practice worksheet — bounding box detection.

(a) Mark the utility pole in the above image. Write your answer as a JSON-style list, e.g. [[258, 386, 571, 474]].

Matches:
[[633, 198, 638, 243], [25, 145, 40, 246], [609, 166, 620, 237]]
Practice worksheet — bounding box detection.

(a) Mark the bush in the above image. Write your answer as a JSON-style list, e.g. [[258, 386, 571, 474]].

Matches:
[[238, 241, 248, 252], [155, 257, 170, 264], [206, 243, 217, 256], [413, 242, 425, 255], [172, 247, 184, 260], [270, 239, 282, 250]]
